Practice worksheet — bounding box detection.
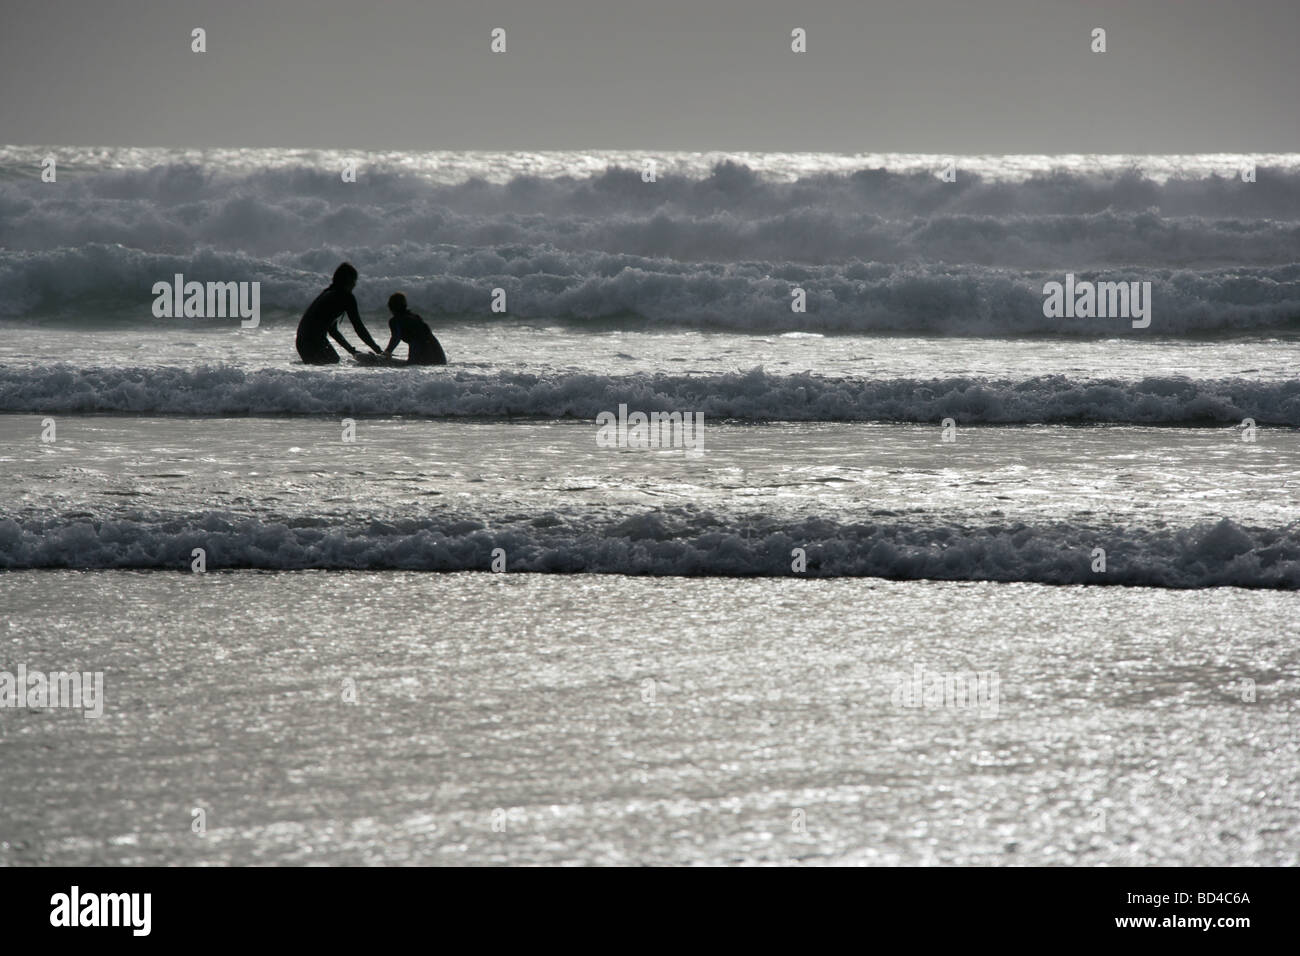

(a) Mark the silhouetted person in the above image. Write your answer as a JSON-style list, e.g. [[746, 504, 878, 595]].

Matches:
[[382, 292, 448, 365], [295, 262, 383, 364]]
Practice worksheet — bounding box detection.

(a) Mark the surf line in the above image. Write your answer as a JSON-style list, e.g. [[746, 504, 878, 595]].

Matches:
[[151, 273, 260, 328]]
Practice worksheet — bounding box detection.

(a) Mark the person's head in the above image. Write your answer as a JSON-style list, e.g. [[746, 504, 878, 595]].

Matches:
[[387, 292, 407, 315], [332, 262, 358, 291]]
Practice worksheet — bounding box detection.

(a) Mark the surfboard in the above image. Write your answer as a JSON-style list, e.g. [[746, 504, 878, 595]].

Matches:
[[352, 353, 401, 367]]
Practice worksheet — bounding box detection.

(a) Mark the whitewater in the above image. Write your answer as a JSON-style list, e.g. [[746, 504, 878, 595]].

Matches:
[[3, 146, 1299, 867], [1, 146, 1298, 589]]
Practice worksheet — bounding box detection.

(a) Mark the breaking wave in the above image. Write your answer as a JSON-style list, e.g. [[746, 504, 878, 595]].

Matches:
[[6, 150, 1300, 332], [3, 244, 1299, 335], [0, 509, 1295, 588], [2, 364, 1298, 424]]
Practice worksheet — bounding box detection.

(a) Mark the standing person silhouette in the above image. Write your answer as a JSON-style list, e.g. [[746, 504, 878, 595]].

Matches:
[[295, 262, 383, 364]]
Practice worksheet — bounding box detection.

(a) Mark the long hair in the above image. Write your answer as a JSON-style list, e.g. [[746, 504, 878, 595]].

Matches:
[[331, 262, 358, 288]]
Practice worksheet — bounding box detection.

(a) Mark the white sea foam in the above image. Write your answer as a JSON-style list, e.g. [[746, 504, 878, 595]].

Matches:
[[6, 149, 1300, 332], [0, 509, 1294, 588], [4, 145, 1297, 185], [1, 364, 1296, 424], [3, 244, 1299, 335], [6, 163, 1300, 267]]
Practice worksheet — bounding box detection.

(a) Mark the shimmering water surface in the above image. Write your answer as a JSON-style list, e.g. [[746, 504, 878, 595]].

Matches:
[[2, 571, 1296, 866], [3, 321, 1298, 383], [4, 145, 1299, 866], [2, 416, 1296, 531]]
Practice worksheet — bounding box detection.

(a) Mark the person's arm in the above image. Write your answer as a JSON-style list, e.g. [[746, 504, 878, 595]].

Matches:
[[345, 295, 383, 353], [327, 323, 358, 355], [382, 318, 400, 357]]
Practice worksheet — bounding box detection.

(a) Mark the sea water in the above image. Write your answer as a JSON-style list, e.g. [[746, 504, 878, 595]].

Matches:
[[1, 146, 1297, 864], [2, 572, 1296, 865]]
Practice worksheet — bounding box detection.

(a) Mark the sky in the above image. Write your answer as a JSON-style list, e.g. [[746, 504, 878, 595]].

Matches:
[[1, 0, 1296, 153]]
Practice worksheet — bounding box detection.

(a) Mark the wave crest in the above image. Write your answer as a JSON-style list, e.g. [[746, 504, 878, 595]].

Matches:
[[4, 243, 1299, 334], [1, 510, 1295, 588], [2, 364, 1298, 424]]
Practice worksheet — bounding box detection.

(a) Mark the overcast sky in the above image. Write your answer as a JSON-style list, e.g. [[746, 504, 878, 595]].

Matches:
[[2, 0, 1296, 153]]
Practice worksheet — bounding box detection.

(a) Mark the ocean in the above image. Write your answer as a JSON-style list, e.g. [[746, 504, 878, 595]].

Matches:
[[1, 146, 1297, 865]]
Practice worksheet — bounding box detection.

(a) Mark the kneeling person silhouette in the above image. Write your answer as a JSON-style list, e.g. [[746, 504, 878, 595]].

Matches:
[[382, 293, 448, 365], [295, 262, 384, 364]]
